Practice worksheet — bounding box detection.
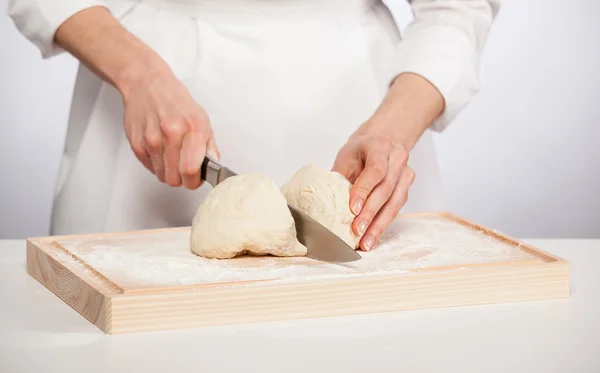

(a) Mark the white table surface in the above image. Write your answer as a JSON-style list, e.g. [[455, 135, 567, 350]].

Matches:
[[0, 238, 598, 373]]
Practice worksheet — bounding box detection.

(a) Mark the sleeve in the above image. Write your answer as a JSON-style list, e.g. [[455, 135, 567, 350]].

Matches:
[[391, 0, 501, 132], [7, 0, 107, 59]]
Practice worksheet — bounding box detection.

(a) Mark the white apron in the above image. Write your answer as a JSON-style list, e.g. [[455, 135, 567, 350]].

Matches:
[[50, 0, 445, 235]]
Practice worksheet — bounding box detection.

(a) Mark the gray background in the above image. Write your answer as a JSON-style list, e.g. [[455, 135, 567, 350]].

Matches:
[[1, 0, 599, 239]]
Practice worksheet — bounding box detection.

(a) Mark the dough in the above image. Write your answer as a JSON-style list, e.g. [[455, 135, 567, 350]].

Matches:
[[190, 173, 307, 259], [281, 164, 361, 249]]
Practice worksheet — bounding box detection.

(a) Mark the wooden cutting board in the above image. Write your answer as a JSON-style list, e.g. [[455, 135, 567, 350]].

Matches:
[[26, 212, 570, 334]]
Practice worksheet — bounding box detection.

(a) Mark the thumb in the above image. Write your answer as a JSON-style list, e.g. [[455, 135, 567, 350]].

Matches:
[[332, 152, 362, 184], [332, 154, 364, 216], [206, 137, 221, 161]]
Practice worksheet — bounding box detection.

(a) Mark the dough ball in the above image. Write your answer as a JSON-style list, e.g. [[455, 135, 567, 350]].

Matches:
[[190, 173, 307, 259], [281, 164, 361, 249]]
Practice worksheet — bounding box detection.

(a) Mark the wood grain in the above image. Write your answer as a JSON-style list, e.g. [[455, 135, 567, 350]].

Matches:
[[107, 262, 568, 334], [26, 239, 113, 331], [25, 212, 571, 334]]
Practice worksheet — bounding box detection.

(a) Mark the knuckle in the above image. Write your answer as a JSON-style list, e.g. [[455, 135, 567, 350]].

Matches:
[[186, 112, 210, 133], [359, 207, 376, 222], [181, 165, 199, 178], [160, 119, 185, 139], [391, 188, 410, 210], [187, 121, 201, 134], [371, 163, 387, 179], [383, 179, 397, 195], [145, 133, 162, 152], [166, 177, 182, 187], [390, 198, 405, 214], [131, 142, 146, 158], [185, 180, 202, 190], [354, 184, 372, 199], [367, 224, 384, 240]]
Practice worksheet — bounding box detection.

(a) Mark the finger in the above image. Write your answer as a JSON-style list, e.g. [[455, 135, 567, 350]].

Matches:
[[348, 141, 392, 215], [360, 166, 415, 251], [331, 148, 361, 184], [332, 159, 361, 185], [352, 149, 404, 238], [145, 115, 165, 182], [179, 132, 207, 190], [206, 136, 220, 161], [128, 121, 154, 173], [161, 119, 185, 187], [132, 138, 154, 173]]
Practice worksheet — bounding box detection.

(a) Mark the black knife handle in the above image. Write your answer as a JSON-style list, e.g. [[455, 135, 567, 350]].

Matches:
[[200, 156, 210, 182]]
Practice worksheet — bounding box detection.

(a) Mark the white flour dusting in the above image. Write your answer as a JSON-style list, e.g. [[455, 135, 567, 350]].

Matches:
[[54, 216, 535, 288]]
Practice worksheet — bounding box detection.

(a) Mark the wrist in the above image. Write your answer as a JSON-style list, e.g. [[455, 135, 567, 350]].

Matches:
[[363, 72, 444, 151], [115, 55, 172, 100]]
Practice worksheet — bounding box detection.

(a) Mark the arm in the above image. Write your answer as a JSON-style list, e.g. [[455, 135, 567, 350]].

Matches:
[[369, 0, 501, 150], [52, 6, 169, 99], [390, 0, 501, 135], [360, 71, 444, 152], [8, 0, 169, 103], [333, 0, 500, 251], [7, 0, 105, 58], [8, 1, 219, 189]]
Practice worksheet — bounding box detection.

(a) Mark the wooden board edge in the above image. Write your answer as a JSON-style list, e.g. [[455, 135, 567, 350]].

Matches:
[[26, 238, 113, 333], [106, 259, 570, 334], [47, 240, 126, 294], [28, 225, 190, 244], [26, 211, 570, 299], [430, 211, 568, 264], [26, 238, 122, 297]]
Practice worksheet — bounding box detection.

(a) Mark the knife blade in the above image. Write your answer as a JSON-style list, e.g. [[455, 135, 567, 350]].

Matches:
[[200, 155, 362, 263]]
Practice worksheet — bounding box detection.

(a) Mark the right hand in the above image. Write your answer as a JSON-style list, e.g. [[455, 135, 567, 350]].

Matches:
[[121, 69, 219, 190]]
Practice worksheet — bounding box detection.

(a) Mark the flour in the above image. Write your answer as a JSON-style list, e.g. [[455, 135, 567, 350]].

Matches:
[[54, 216, 535, 289]]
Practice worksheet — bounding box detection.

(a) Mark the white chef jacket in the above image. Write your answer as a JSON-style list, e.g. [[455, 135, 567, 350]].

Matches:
[[7, 0, 499, 235]]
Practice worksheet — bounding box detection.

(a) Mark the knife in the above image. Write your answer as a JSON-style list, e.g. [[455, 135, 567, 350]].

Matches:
[[200, 154, 362, 263]]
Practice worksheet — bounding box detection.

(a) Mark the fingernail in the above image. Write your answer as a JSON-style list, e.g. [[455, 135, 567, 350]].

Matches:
[[352, 199, 364, 215], [358, 220, 368, 236], [363, 234, 375, 251]]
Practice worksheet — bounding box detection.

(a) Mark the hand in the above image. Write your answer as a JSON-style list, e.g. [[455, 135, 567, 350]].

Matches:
[[51, 6, 219, 189], [332, 128, 415, 252], [333, 73, 444, 251], [121, 68, 219, 189]]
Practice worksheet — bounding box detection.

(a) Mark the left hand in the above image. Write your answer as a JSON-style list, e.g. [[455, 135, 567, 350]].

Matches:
[[332, 127, 415, 252]]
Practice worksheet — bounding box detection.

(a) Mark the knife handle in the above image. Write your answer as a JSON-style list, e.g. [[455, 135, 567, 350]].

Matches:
[[200, 154, 222, 187]]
